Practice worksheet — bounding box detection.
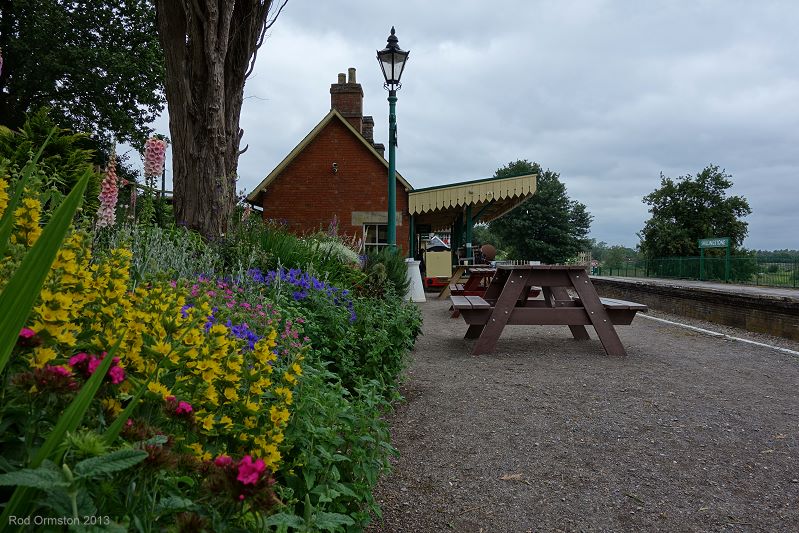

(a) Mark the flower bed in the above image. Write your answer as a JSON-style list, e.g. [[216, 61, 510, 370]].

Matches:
[[0, 164, 421, 530]]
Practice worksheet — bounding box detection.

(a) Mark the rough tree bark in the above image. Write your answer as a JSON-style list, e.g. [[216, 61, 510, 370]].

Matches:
[[154, 0, 287, 238]]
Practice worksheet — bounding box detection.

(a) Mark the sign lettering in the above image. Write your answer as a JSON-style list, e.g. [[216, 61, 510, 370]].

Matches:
[[698, 237, 730, 248]]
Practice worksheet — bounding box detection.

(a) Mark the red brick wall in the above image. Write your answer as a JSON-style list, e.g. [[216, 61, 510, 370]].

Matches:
[[260, 118, 410, 255]]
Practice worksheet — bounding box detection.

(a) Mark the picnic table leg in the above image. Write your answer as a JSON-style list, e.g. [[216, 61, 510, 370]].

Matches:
[[545, 286, 591, 341], [568, 270, 627, 356], [464, 324, 483, 339], [472, 270, 527, 355], [438, 266, 466, 299]]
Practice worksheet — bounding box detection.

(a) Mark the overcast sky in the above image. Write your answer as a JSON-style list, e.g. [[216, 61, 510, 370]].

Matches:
[[143, 0, 799, 250]]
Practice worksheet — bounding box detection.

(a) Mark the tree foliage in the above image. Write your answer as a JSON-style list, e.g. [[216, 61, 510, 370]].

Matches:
[[0, 0, 165, 146], [488, 160, 592, 264], [154, 0, 288, 238], [638, 165, 751, 258]]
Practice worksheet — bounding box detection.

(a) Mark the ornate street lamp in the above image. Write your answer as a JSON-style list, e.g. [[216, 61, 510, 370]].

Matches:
[[377, 27, 409, 247]]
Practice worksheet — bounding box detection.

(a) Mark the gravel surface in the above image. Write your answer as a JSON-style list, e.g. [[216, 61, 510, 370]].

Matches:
[[367, 299, 799, 532]]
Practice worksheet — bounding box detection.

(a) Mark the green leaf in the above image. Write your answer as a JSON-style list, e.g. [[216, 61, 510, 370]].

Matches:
[[74, 448, 148, 478], [0, 168, 90, 374], [142, 434, 168, 447], [0, 461, 69, 490], [312, 511, 356, 531], [156, 495, 195, 514], [262, 512, 306, 529]]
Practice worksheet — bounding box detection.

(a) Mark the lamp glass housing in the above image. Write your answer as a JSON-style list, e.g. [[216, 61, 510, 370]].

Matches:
[[377, 28, 409, 90]]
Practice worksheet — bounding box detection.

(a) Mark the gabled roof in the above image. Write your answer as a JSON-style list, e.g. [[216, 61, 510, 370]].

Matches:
[[246, 108, 413, 205]]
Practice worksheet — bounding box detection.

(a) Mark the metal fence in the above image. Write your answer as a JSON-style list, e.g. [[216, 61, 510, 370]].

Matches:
[[595, 256, 799, 288]]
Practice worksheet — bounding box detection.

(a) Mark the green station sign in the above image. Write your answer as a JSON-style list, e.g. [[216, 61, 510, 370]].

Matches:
[[698, 237, 730, 249]]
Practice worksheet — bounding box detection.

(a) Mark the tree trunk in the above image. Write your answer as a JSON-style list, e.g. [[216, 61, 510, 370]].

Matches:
[[154, 0, 286, 238]]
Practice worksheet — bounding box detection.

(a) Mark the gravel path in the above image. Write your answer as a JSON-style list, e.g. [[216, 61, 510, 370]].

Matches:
[[368, 299, 799, 532]]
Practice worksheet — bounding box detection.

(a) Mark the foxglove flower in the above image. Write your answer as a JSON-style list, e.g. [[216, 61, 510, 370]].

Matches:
[[96, 154, 119, 228], [143, 137, 168, 178]]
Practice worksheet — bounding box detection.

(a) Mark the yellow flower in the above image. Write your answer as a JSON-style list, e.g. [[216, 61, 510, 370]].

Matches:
[[283, 372, 297, 385], [274, 387, 293, 405], [219, 415, 233, 428], [269, 406, 290, 425], [187, 443, 205, 458], [147, 382, 171, 399], [31, 346, 58, 368], [244, 399, 259, 413], [261, 443, 281, 470], [223, 387, 239, 402], [201, 414, 215, 431], [291, 363, 303, 376], [101, 398, 123, 416], [0, 178, 9, 217]]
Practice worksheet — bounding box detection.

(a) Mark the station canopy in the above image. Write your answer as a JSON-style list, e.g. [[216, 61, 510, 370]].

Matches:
[[408, 173, 537, 230]]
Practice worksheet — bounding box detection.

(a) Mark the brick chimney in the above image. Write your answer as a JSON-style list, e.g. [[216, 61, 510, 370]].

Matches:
[[362, 115, 374, 143], [330, 67, 363, 133], [361, 115, 385, 157]]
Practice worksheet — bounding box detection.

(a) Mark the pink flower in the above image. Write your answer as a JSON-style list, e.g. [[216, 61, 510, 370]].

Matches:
[[236, 455, 266, 485], [165, 395, 176, 402], [19, 327, 36, 339], [108, 365, 126, 384], [214, 455, 233, 467], [96, 154, 119, 228], [69, 352, 89, 367], [45, 365, 72, 377], [175, 401, 193, 415], [87, 356, 103, 375], [143, 137, 168, 177]]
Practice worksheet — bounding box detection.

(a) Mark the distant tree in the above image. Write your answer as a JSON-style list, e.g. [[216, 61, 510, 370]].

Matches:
[[639, 165, 751, 258], [588, 239, 609, 262], [488, 160, 592, 264], [755, 249, 799, 260], [154, 0, 288, 238], [0, 0, 165, 145], [603, 245, 637, 270]]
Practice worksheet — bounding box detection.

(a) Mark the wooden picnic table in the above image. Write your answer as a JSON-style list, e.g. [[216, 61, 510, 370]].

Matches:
[[450, 264, 647, 356]]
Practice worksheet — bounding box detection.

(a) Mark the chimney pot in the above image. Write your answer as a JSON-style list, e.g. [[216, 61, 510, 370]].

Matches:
[[331, 68, 363, 132], [347, 67, 356, 83]]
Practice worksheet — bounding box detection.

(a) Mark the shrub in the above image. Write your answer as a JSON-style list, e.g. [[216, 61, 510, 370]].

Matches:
[[359, 247, 411, 298]]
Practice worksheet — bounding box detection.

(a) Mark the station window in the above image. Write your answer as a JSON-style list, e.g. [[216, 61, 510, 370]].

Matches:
[[363, 223, 388, 253]]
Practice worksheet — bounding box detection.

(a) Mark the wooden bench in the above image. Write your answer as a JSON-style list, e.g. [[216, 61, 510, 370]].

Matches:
[[450, 295, 647, 327]]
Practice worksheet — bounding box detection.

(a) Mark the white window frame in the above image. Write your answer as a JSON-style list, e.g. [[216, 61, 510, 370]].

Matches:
[[363, 223, 389, 253]]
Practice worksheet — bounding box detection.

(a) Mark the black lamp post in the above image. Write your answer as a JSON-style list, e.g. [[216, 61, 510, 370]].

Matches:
[[377, 27, 409, 248]]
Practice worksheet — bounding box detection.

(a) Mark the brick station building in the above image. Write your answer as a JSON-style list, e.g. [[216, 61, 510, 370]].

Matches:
[[247, 67, 537, 261]]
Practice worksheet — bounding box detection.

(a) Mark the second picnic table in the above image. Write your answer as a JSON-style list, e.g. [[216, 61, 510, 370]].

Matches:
[[450, 264, 647, 356]]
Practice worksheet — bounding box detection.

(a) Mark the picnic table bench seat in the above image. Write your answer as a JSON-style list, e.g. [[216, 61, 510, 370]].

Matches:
[[450, 295, 647, 326]]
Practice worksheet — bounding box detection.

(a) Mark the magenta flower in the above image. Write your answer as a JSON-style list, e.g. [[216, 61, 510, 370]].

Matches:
[[175, 401, 193, 415], [45, 365, 72, 377], [19, 327, 36, 339], [236, 455, 266, 485], [69, 352, 89, 367], [87, 356, 102, 375], [108, 365, 126, 384], [214, 455, 233, 468]]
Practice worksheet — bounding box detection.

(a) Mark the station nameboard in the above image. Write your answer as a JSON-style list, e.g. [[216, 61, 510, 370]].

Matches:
[[698, 237, 730, 249]]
